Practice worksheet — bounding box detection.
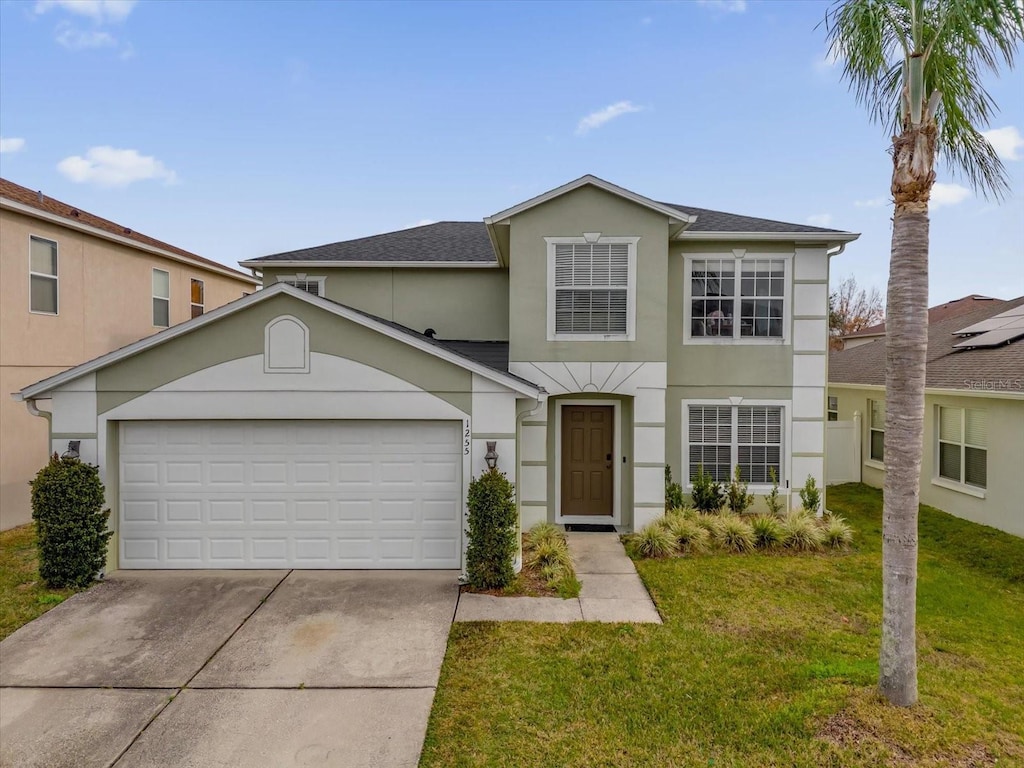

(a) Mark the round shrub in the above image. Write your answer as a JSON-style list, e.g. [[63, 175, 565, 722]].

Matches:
[[30, 454, 113, 589], [630, 522, 678, 559], [750, 515, 783, 550], [715, 515, 755, 553], [664, 515, 710, 555], [780, 512, 825, 552], [823, 514, 854, 550], [466, 469, 517, 589]]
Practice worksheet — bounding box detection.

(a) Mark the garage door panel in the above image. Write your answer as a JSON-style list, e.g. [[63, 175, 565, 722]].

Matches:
[[119, 421, 462, 569]]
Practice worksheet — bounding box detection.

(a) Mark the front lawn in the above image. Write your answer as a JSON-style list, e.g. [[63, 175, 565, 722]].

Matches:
[[0, 524, 79, 641], [421, 484, 1024, 767]]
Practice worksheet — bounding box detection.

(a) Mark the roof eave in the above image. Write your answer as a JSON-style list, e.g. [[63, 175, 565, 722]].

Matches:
[[238, 259, 499, 269], [677, 230, 861, 244]]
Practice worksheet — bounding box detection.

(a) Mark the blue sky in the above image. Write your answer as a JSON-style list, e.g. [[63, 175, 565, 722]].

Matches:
[[1, 0, 1022, 304]]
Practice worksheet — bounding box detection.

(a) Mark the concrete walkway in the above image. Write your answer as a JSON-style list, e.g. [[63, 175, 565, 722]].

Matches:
[[454, 532, 662, 624]]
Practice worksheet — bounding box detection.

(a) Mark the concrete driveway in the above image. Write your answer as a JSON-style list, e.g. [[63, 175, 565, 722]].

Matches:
[[0, 570, 459, 768]]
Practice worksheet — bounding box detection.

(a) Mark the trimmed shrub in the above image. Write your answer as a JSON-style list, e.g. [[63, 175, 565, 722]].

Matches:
[[629, 522, 677, 559], [780, 513, 825, 552], [765, 467, 786, 517], [466, 469, 517, 589], [691, 465, 725, 514], [30, 454, 112, 589], [823, 514, 854, 550], [750, 515, 783, 550], [799, 475, 822, 514], [665, 465, 686, 511], [725, 465, 754, 515], [715, 515, 755, 553], [664, 515, 710, 555]]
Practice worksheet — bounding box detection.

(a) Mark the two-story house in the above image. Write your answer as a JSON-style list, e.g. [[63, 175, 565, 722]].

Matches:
[[13, 176, 858, 571], [1, 178, 259, 530]]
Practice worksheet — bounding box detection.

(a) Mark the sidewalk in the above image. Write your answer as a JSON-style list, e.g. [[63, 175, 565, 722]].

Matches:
[[454, 532, 662, 624]]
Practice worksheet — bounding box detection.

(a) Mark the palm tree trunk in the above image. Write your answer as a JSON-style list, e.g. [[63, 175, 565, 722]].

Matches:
[[879, 125, 934, 707]]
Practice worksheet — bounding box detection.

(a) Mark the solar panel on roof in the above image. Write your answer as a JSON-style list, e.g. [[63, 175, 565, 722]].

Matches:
[[953, 327, 1024, 348], [954, 303, 1024, 335]]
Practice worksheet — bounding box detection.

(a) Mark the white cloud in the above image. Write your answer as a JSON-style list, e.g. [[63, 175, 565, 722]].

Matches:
[[34, 0, 136, 23], [854, 197, 889, 208], [57, 146, 177, 188], [807, 213, 833, 227], [696, 0, 747, 12], [930, 182, 971, 208], [0, 137, 26, 154], [575, 101, 644, 136], [55, 24, 116, 49], [982, 126, 1024, 161]]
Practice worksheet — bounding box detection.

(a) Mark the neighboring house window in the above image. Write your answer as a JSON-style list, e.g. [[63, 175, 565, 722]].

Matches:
[[278, 275, 325, 296], [191, 278, 205, 318], [688, 404, 783, 484], [546, 237, 638, 341], [29, 236, 58, 314], [688, 256, 787, 340], [937, 407, 987, 489], [153, 269, 170, 327], [869, 399, 885, 462], [827, 395, 839, 422]]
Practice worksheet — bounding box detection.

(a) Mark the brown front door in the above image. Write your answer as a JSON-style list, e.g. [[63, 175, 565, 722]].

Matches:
[[561, 405, 614, 517]]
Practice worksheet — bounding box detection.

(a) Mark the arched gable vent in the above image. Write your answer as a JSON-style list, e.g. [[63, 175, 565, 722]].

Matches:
[[264, 315, 310, 373]]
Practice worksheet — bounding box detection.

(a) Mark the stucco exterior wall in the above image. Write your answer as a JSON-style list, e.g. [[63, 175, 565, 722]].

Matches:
[[1, 207, 255, 530], [260, 267, 510, 341], [828, 384, 1024, 537]]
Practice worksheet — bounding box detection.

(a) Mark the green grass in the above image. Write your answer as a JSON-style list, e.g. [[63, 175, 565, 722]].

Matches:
[[0, 524, 80, 640], [421, 484, 1024, 767]]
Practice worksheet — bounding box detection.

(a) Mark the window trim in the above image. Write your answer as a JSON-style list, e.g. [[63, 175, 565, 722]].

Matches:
[[29, 235, 59, 316], [276, 274, 327, 296], [933, 405, 988, 496], [152, 268, 170, 328], [866, 398, 885, 467], [681, 398, 792, 492], [683, 252, 793, 345], [190, 278, 205, 318], [545, 236, 638, 342]]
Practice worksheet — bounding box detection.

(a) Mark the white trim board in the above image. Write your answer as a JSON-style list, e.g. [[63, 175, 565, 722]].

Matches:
[[240, 260, 500, 269], [553, 399, 623, 526]]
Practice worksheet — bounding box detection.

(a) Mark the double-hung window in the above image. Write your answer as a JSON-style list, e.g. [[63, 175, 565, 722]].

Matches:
[[869, 400, 885, 462], [937, 407, 987, 489], [688, 403, 784, 484], [547, 238, 637, 340], [30, 236, 58, 314], [827, 395, 839, 422], [190, 279, 205, 318], [152, 269, 170, 327], [689, 256, 787, 340], [278, 275, 325, 296]]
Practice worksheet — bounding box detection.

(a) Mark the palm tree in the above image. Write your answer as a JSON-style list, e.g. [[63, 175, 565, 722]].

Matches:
[[824, 0, 1023, 707]]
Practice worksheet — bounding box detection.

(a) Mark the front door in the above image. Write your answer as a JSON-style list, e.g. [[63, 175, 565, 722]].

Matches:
[[561, 405, 614, 517]]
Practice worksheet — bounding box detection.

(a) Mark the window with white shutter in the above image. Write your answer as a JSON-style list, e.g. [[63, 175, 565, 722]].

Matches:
[[547, 238, 637, 340], [937, 406, 987, 489], [687, 403, 784, 485], [688, 405, 733, 482]]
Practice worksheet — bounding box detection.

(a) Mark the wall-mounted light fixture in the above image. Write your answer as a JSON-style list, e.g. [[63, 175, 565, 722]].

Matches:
[[62, 440, 80, 459], [484, 441, 499, 470]]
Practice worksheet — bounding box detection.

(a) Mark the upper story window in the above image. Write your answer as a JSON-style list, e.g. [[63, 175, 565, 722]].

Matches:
[[686, 255, 789, 343], [687, 402, 784, 485], [937, 406, 987, 489], [869, 399, 885, 462], [191, 279, 205, 318], [29, 236, 58, 315], [153, 269, 170, 327], [546, 237, 638, 341], [278, 275, 325, 296]]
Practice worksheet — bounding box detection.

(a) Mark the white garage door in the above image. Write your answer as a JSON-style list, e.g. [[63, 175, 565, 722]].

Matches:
[[119, 420, 462, 569]]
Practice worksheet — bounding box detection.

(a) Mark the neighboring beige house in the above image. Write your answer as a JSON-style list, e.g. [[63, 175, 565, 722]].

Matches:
[[1, 178, 259, 530], [829, 295, 1024, 537], [16, 175, 859, 572]]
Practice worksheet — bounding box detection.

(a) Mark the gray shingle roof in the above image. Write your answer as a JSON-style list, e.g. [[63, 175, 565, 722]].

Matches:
[[251, 221, 495, 264], [829, 295, 1024, 391], [660, 202, 847, 234]]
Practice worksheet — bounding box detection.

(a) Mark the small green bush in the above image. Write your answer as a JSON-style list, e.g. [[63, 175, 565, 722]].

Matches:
[[665, 465, 686, 511], [664, 515, 710, 555], [799, 475, 822, 514], [823, 514, 854, 549], [523, 522, 562, 551], [725, 465, 754, 515], [525, 538, 574, 572], [691, 465, 725, 514], [522, 523, 578, 596], [750, 515, 783, 550], [715, 515, 755, 553], [30, 454, 113, 589], [629, 523, 677, 559], [765, 468, 786, 516], [466, 469, 517, 589], [666, 505, 698, 522], [780, 513, 825, 552], [694, 513, 724, 539]]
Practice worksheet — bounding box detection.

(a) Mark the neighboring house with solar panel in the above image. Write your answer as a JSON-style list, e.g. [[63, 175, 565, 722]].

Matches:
[[15, 175, 862, 573], [828, 295, 1024, 537]]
